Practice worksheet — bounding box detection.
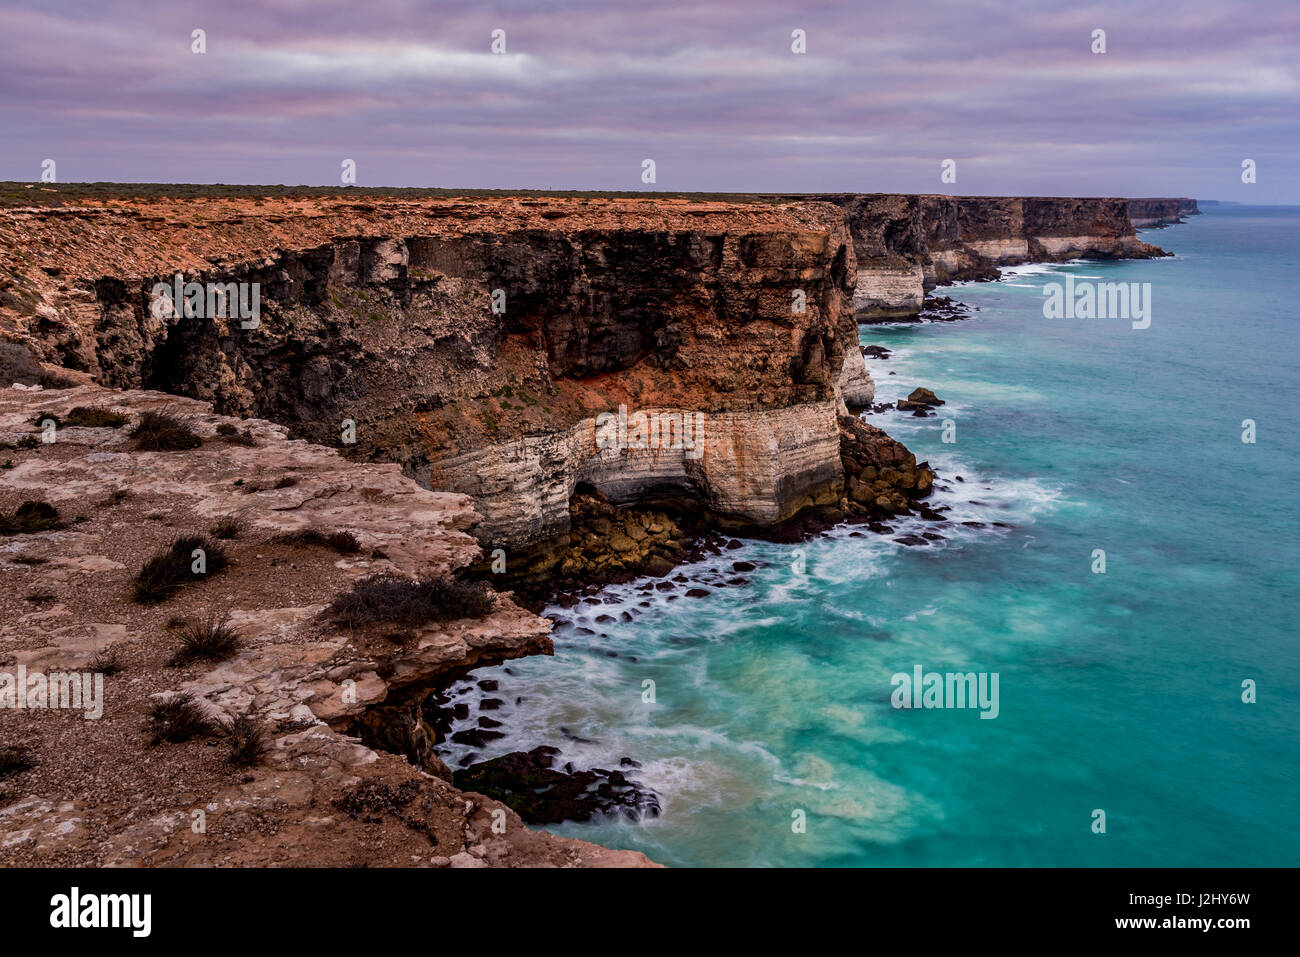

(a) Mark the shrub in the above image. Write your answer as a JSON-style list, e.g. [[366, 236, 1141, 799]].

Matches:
[[33, 407, 128, 429], [0, 500, 64, 536], [167, 615, 242, 665], [129, 534, 228, 604], [90, 645, 124, 676], [328, 574, 494, 627], [0, 745, 34, 779], [129, 409, 202, 451], [271, 527, 360, 554], [209, 514, 245, 540], [226, 714, 269, 767], [16, 435, 38, 450], [216, 423, 256, 446], [147, 693, 215, 744]]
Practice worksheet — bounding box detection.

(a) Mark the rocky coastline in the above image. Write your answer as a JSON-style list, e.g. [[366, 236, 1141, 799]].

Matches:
[[0, 185, 1185, 866]]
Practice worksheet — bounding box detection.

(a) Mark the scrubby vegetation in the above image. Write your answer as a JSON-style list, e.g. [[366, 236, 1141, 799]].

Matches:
[[33, 406, 129, 429], [166, 615, 243, 665], [209, 514, 245, 540], [129, 409, 202, 451], [215, 422, 256, 446], [0, 745, 34, 779], [328, 574, 494, 627], [129, 534, 228, 604], [271, 527, 360, 554], [226, 714, 269, 767], [0, 500, 64, 535], [90, 645, 124, 676], [147, 693, 215, 744]]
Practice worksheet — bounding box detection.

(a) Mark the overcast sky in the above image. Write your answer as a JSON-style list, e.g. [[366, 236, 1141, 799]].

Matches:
[[1, 0, 1296, 202]]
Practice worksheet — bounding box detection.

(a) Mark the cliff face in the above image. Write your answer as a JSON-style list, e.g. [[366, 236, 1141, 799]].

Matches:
[[1128, 197, 1201, 228], [0, 189, 1183, 555], [779, 194, 1174, 321], [0, 195, 871, 553]]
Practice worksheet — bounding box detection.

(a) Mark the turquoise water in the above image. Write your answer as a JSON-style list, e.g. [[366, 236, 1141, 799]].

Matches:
[[440, 206, 1300, 866]]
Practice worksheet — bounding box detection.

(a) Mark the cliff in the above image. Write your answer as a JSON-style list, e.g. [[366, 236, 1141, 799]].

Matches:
[[1128, 197, 1201, 228], [0, 193, 886, 560], [775, 194, 1175, 321]]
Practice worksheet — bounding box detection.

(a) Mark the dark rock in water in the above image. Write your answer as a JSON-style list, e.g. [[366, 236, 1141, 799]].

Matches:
[[452, 703, 470, 720], [724, 539, 744, 550], [894, 534, 929, 546], [655, 581, 675, 592], [955, 475, 964, 482], [726, 577, 748, 586], [457, 753, 479, 768], [594, 613, 616, 624], [868, 523, 894, 534], [560, 727, 597, 744], [732, 560, 756, 572], [476, 679, 499, 691], [918, 296, 974, 322], [452, 746, 661, 825], [897, 387, 945, 412], [921, 532, 946, 541], [479, 698, 504, 711], [451, 727, 505, 747], [672, 574, 689, 583], [862, 344, 892, 360], [961, 521, 986, 528], [478, 716, 503, 728], [620, 757, 642, 768], [685, 587, 711, 598]]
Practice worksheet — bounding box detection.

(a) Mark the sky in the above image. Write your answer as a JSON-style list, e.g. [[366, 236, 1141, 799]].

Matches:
[[1, 0, 1296, 202]]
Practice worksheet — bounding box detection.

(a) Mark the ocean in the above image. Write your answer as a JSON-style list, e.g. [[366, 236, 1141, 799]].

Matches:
[[438, 205, 1300, 867]]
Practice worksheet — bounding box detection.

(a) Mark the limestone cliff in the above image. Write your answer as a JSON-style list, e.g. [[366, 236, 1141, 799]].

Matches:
[[776, 194, 1176, 321], [1128, 197, 1201, 228], [0, 193, 871, 556]]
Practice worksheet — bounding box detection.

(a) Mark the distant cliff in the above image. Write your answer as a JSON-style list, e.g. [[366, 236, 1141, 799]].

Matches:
[[1128, 197, 1201, 228], [777, 194, 1175, 321]]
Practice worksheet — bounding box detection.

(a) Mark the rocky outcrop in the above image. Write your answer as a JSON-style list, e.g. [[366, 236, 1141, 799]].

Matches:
[[0, 379, 653, 867], [774, 194, 1176, 321], [1128, 198, 1200, 228]]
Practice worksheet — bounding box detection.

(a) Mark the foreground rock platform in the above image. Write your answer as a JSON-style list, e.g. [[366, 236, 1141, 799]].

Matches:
[[0, 379, 654, 867]]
